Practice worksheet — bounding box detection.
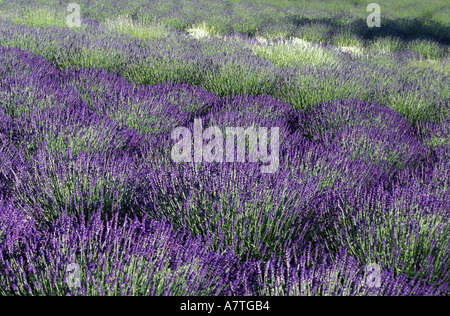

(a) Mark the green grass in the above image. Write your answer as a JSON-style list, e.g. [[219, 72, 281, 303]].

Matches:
[[250, 38, 338, 68]]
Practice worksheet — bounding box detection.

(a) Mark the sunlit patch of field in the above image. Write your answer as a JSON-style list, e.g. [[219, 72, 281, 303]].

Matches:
[[249, 37, 338, 68], [103, 14, 170, 42], [0, 0, 449, 297], [186, 21, 221, 39]]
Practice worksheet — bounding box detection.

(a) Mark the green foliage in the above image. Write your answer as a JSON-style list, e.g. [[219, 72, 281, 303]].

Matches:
[[104, 14, 170, 43], [296, 23, 332, 43], [332, 31, 365, 49], [406, 39, 449, 60], [369, 36, 404, 53], [326, 205, 450, 287], [251, 38, 337, 68], [202, 58, 278, 98]]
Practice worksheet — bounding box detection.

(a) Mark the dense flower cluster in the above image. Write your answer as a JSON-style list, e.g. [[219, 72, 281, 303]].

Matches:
[[0, 8, 448, 124]]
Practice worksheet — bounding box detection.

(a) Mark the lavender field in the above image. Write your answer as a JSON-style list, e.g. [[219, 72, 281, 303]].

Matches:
[[0, 0, 449, 296]]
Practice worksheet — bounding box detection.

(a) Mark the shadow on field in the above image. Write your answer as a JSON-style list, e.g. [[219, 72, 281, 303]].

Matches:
[[288, 14, 450, 46]]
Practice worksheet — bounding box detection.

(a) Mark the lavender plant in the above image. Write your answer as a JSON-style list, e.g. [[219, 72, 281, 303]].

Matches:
[[0, 0, 449, 296]]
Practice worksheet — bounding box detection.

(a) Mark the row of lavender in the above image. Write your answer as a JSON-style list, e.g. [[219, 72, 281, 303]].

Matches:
[[0, 15, 448, 127], [1, 45, 450, 295], [1, 0, 449, 49]]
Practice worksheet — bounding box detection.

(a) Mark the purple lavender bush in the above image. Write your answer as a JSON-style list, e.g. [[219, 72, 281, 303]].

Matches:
[[0, 0, 449, 296]]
